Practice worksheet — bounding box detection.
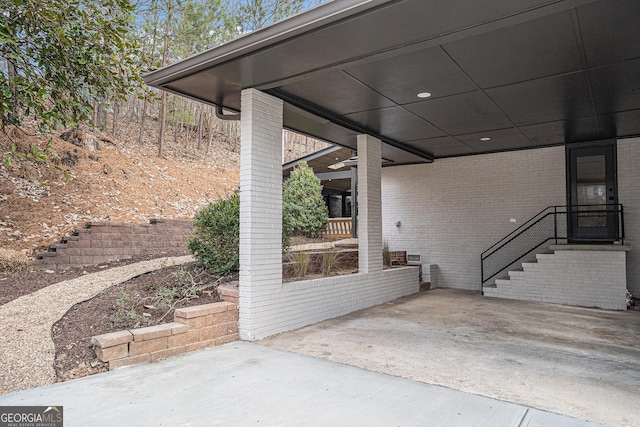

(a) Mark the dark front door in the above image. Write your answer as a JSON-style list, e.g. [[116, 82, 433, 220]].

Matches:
[[567, 141, 618, 242]]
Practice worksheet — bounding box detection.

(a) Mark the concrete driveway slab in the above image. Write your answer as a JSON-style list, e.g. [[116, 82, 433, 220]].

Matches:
[[260, 289, 640, 427], [0, 342, 598, 426]]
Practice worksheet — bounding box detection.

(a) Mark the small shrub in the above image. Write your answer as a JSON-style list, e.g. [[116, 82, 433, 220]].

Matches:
[[321, 249, 340, 276], [189, 193, 240, 275], [190, 192, 293, 269], [292, 252, 311, 279], [383, 241, 391, 268], [283, 161, 328, 238]]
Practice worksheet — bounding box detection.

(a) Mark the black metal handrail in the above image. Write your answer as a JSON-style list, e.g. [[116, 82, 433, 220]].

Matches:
[[481, 204, 624, 284]]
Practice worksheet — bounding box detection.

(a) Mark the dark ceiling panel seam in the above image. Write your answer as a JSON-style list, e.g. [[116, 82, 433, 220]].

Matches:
[[256, 0, 597, 93], [339, 69, 460, 146], [433, 141, 567, 160], [438, 46, 533, 149], [571, 7, 601, 137], [268, 88, 434, 162]]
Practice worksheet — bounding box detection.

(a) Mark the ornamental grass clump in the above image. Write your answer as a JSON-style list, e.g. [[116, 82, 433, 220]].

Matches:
[[321, 249, 340, 276], [292, 251, 311, 279], [382, 241, 392, 268]]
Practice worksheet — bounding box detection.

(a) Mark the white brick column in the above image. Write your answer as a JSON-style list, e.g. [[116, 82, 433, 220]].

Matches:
[[357, 134, 383, 273], [239, 88, 283, 341]]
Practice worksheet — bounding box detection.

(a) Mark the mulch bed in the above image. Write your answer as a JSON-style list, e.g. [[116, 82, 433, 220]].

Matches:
[[51, 261, 233, 381], [2, 238, 352, 383], [0, 251, 188, 306]]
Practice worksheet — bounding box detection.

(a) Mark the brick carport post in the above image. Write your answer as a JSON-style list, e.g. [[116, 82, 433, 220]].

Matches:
[[357, 134, 383, 274], [238, 88, 284, 341]]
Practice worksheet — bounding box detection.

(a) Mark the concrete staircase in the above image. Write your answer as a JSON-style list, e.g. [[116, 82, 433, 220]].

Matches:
[[35, 219, 193, 270], [482, 250, 552, 298], [482, 245, 628, 310]]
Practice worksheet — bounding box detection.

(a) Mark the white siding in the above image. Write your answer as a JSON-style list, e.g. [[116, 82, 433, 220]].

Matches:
[[382, 146, 566, 290], [618, 138, 640, 295]]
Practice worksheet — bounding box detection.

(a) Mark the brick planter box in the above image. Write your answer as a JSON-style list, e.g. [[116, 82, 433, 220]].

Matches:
[[283, 249, 358, 279], [92, 301, 238, 370]]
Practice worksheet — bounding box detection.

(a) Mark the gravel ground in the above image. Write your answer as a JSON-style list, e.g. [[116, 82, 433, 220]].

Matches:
[[0, 255, 194, 395]]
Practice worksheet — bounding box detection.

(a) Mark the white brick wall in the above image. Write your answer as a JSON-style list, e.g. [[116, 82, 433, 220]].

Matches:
[[382, 146, 566, 290], [245, 268, 419, 340], [358, 134, 383, 273], [617, 138, 640, 296], [239, 90, 418, 340], [485, 248, 627, 310], [239, 89, 284, 340]]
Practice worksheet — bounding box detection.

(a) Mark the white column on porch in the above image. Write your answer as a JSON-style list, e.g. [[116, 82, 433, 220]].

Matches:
[[357, 134, 383, 273], [238, 88, 283, 341]]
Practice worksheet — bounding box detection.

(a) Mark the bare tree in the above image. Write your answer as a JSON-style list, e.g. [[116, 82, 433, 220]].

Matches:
[[157, 0, 173, 158]]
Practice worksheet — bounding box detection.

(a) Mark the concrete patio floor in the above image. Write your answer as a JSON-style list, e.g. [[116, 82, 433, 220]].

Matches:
[[259, 288, 640, 427], [0, 342, 599, 427]]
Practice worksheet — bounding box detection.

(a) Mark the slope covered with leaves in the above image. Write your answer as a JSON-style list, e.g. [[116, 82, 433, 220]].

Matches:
[[0, 119, 240, 258]]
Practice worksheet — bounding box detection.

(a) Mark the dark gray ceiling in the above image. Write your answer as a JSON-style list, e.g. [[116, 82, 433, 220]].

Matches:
[[145, 0, 640, 165]]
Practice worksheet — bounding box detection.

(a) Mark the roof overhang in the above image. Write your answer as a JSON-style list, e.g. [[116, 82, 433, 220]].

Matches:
[[145, 0, 640, 165], [283, 146, 354, 192]]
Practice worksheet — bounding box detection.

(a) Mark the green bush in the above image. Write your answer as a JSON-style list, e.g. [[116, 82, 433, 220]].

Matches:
[[283, 161, 328, 238], [188, 193, 240, 275], [190, 162, 326, 273]]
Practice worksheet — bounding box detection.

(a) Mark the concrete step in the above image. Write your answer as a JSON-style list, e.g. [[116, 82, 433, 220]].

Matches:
[[483, 284, 498, 297], [536, 253, 555, 261], [522, 262, 538, 269], [74, 228, 91, 235], [508, 268, 525, 278], [495, 276, 511, 285], [49, 243, 68, 251], [62, 235, 80, 242]]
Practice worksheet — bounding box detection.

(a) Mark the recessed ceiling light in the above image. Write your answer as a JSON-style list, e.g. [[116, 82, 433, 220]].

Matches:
[[417, 92, 432, 99], [480, 137, 491, 141]]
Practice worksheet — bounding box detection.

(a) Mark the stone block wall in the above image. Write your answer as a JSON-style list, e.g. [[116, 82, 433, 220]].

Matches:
[[36, 219, 193, 269], [92, 301, 238, 370]]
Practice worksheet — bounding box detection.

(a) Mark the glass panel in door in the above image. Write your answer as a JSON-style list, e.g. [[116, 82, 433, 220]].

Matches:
[[568, 142, 617, 242]]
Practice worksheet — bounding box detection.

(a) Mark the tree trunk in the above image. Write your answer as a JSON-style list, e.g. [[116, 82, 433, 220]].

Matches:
[[172, 96, 178, 144], [6, 59, 18, 124], [138, 0, 159, 145], [112, 98, 118, 136], [197, 105, 203, 150], [157, 1, 173, 158], [138, 97, 148, 145], [207, 106, 214, 155], [95, 99, 107, 130]]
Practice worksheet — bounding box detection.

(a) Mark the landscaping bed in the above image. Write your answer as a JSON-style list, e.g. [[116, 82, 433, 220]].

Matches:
[[51, 261, 232, 381]]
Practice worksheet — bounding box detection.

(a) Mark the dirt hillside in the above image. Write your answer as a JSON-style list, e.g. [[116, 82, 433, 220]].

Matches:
[[1, 118, 240, 258]]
